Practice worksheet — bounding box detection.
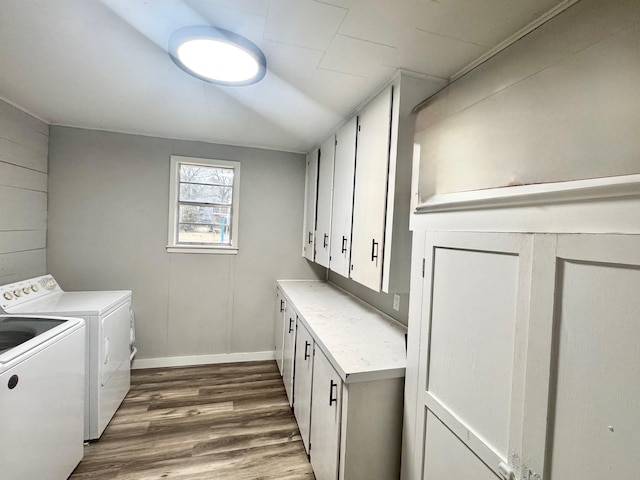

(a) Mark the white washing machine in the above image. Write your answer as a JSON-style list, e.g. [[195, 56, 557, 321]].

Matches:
[[0, 275, 133, 441], [0, 314, 85, 480]]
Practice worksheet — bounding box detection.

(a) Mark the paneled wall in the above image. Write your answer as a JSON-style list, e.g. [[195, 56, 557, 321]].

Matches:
[[47, 127, 324, 366], [0, 100, 48, 283], [415, 0, 640, 200]]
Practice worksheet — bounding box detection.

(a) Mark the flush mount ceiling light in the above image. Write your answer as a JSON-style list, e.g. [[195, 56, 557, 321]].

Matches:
[[169, 26, 266, 86]]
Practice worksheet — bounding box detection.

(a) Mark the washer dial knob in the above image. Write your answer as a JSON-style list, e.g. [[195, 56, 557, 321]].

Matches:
[[3, 292, 13, 300], [13, 289, 22, 297], [31, 284, 39, 292]]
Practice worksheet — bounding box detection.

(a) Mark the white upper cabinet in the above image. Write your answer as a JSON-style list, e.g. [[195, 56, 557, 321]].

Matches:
[[315, 136, 335, 268], [350, 87, 393, 292], [303, 149, 318, 261], [302, 72, 443, 292], [329, 117, 357, 278]]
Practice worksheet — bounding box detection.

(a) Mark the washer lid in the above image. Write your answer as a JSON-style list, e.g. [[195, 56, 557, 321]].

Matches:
[[0, 315, 85, 372]]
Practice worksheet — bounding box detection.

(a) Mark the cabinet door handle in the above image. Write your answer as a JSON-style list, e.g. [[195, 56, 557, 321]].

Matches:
[[329, 380, 338, 406], [280, 299, 284, 312], [289, 317, 294, 334], [323, 233, 328, 248], [341, 236, 347, 254], [304, 341, 311, 360], [308, 232, 313, 245], [371, 239, 379, 262]]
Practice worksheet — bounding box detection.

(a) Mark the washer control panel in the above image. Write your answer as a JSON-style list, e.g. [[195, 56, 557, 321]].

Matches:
[[0, 275, 61, 310]]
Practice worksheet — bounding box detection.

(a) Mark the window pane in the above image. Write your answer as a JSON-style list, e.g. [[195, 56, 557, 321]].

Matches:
[[179, 205, 230, 225], [178, 224, 231, 245], [179, 184, 233, 204], [178, 204, 231, 245], [179, 164, 234, 186]]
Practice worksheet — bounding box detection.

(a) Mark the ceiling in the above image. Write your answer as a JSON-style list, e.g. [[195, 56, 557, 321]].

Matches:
[[0, 0, 568, 153]]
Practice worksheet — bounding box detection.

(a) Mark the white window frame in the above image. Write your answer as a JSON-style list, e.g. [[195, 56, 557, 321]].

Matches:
[[167, 155, 240, 254]]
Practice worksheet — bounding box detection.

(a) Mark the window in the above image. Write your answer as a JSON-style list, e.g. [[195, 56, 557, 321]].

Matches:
[[167, 156, 240, 254]]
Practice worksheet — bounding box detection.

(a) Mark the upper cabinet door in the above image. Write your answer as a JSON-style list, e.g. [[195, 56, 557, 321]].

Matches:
[[329, 117, 357, 278], [303, 149, 319, 261], [315, 136, 335, 268], [350, 87, 393, 292]]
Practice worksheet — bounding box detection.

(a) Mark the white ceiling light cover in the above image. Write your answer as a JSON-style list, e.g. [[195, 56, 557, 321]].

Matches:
[[169, 26, 267, 86]]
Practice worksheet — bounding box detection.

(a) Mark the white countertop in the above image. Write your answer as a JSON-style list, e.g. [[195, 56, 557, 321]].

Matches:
[[277, 280, 407, 384]]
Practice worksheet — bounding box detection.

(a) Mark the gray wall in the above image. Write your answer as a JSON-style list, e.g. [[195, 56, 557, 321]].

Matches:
[[416, 0, 640, 200], [47, 127, 324, 361], [329, 272, 409, 325], [0, 100, 48, 283]]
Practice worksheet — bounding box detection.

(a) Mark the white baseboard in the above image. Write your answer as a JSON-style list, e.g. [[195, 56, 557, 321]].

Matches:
[[131, 350, 275, 370]]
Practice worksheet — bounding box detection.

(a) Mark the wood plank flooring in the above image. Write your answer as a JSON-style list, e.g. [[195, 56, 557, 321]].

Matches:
[[70, 361, 315, 480]]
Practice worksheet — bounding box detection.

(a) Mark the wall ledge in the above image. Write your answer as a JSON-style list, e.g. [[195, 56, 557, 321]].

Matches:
[[415, 173, 640, 214], [411, 174, 640, 235]]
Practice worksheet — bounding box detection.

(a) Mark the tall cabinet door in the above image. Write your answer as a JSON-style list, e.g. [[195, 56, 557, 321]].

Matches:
[[274, 288, 286, 375], [350, 87, 393, 292], [282, 303, 297, 407], [303, 149, 319, 261], [293, 321, 314, 454], [310, 348, 343, 480], [414, 232, 533, 480], [329, 117, 357, 278], [315, 136, 335, 267]]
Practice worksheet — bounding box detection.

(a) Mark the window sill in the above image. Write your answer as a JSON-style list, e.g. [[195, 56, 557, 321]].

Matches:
[[166, 245, 239, 255]]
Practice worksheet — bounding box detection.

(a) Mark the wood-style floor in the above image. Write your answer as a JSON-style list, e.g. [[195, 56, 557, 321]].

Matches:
[[70, 361, 315, 480]]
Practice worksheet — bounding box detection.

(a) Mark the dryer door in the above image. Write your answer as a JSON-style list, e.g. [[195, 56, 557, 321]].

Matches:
[[101, 301, 131, 387], [98, 300, 131, 437]]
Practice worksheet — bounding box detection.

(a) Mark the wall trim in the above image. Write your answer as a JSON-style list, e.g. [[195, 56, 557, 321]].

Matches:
[[131, 350, 275, 370], [411, 174, 640, 234], [449, 0, 582, 82], [415, 173, 640, 214]]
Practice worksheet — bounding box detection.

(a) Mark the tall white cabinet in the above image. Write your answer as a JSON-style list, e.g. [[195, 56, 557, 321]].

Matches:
[[315, 136, 336, 268], [403, 231, 640, 480], [329, 118, 358, 278]]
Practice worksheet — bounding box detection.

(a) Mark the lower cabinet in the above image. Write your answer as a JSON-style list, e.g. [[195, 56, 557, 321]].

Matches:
[[310, 348, 343, 480], [293, 320, 314, 454], [282, 302, 297, 406], [274, 287, 286, 375], [277, 280, 406, 480]]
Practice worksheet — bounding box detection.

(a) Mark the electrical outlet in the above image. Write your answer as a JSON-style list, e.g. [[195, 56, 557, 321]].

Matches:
[[393, 294, 400, 311]]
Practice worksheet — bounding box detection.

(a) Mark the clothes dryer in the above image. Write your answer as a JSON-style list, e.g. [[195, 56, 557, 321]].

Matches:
[[0, 275, 132, 440]]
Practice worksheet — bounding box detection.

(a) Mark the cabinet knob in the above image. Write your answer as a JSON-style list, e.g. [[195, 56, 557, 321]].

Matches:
[[323, 233, 328, 249], [304, 341, 311, 360], [371, 239, 379, 262], [329, 379, 338, 406], [341, 236, 347, 254], [280, 299, 284, 312], [308, 232, 313, 245], [289, 317, 294, 334]]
